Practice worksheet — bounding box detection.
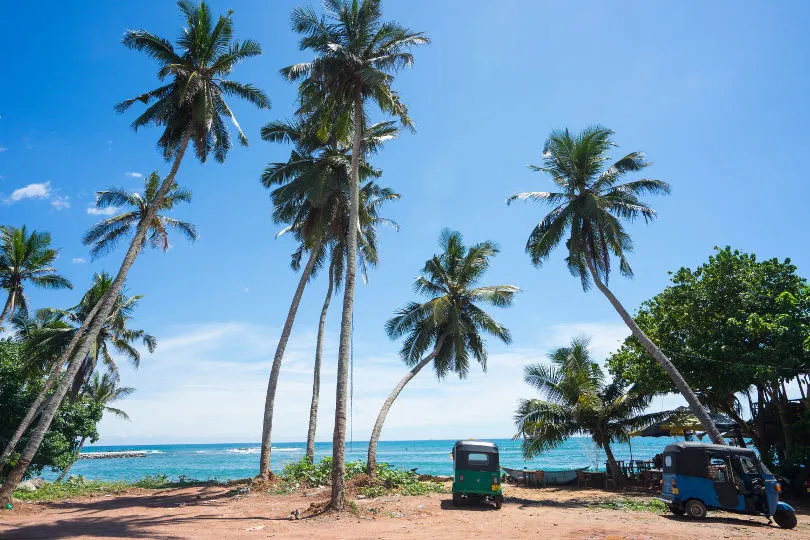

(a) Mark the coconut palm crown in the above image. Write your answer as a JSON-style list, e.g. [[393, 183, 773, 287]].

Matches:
[[0, 226, 72, 326], [385, 229, 518, 379], [82, 172, 197, 259], [507, 126, 670, 289], [115, 0, 270, 162]]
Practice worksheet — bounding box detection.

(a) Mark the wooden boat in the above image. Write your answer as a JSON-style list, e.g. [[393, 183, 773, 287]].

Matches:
[[501, 466, 589, 486], [543, 466, 589, 485]]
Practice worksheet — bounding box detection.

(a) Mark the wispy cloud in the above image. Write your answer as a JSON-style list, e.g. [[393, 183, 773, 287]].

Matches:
[[7, 182, 51, 203], [51, 195, 70, 210], [0, 146, 7, 152], [87, 206, 118, 216], [125, 172, 143, 178], [72, 257, 87, 264]]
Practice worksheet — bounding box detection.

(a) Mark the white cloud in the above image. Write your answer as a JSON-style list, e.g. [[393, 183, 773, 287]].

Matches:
[[92, 320, 638, 446], [125, 172, 143, 178], [243, 287, 250, 293], [72, 257, 87, 264], [0, 146, 7, 152], [87, 206, 118, 216], [51, 195, 70, 210], [8, 182, 51, 202]]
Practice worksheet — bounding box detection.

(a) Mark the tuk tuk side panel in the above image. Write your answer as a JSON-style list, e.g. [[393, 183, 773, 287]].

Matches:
[[662, 473, 723, 508]]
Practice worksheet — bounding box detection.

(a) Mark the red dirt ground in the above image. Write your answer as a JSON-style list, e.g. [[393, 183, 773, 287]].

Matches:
[[0, 483, 807, 539]]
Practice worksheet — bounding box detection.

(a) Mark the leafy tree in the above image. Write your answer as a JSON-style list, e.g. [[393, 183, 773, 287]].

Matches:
[[0, 1, 268, 504], [283, 0, 427, 509], [368, 229, 518, 476], [0, 274, 153, 470], [82, 172, 197, 259], [515, 337, 669, 482], [507, 126, 724, 445], [608, 247, 810, 464], [0, 226, 72, 327], [258, 115, 398, 474], [0, 341, 102, 483], [56, 372, 134, 482]]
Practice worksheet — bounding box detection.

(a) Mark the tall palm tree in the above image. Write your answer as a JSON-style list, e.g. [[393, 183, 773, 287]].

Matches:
[[56, 372, 134, 482], [514, 337, 670, 482], [82, 172, 197, 258], [0, 275, 152, 470], [0, 3, 268, 503], [283, 0, 428, 508], [0, 226, 72, 327], [367, 229, 519, 476], [257, 114, 397, 477], [507, 126, 724, 445], [305, 181, 399, 462]]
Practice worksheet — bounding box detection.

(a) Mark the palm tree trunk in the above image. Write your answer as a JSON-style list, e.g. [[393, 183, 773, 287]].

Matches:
[[367, 342, 442, 478], [56, 436, 86, 483], [0, 290, 15, 327], [585, 257, 725, 445], [602, 441, 623, 488], [306, 265, 334, 463], [0, 132, 192, 506], [259, 241, 322, 479], [330, 89, 363, 511], [0, 365, 63, 467]]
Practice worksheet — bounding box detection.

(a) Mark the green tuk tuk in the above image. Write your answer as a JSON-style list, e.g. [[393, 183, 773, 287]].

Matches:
[[451, 440, 503, 509]]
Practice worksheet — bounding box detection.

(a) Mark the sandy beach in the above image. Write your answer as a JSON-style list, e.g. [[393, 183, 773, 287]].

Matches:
[[1, 482, 806, 539]]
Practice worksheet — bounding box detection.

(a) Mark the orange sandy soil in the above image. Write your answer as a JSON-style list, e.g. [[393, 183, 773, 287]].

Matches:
[[1, 482, 807, 539]]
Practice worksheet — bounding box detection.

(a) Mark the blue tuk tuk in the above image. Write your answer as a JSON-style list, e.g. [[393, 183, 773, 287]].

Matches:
[[661, 442, 796, 529]]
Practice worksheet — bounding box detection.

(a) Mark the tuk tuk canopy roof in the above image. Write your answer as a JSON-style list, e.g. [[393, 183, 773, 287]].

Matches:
[[664, 441, 757, 458], [454, 440, 499, 453]]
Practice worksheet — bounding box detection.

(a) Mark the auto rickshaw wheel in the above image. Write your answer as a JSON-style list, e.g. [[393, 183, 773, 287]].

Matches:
[[773, 508, 797, 529], [452, 493, 464, 506], [493, 495, 503, 510], [685, 499, 707, 519]]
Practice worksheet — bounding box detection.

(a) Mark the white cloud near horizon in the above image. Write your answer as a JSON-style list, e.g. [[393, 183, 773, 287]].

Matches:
[[125, 172, 143, 178], [94, 319, 687, 447]]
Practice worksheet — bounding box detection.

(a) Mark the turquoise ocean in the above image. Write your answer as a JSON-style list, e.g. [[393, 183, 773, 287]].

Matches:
[[42, 437, 683, 482]]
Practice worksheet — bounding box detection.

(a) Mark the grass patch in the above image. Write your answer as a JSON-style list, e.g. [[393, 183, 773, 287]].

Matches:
[[590, 497, 667, 513], [277, 457, 446, 498], [13, 474, 222, 502]]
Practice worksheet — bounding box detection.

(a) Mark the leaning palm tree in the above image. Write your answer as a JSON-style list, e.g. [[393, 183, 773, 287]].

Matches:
[[0, 1, 269, 504], [0, 274, 153, 470], [507, 126, 724, 445], [514, 336, 670, 483], [0, 226, 72, 327], [283, 0, 428, 508], [367, 229, 519, 477], [82, 172, 197, 258], [257, 114, 398, 477], [56, 372, 134, 482]]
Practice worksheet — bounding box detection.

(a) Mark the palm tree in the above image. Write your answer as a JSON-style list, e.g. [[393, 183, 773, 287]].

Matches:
[[0, 1, 268, 504], [507, 126, 724, 445], [305, 182, 399, 463], [257, 115, 398, 476], [0, 4, 268, 503], [367, 229, 519, 476], [0, 274, 152, 470], [0, 226, 72, 327], [283, 0, 428, 509], [82, 172, 197, 258], [56, 372, 134, 482], [514, 336, 670, 483]]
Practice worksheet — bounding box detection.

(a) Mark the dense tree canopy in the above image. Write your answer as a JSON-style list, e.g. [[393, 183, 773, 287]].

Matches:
[[0, 341, 102, 480]]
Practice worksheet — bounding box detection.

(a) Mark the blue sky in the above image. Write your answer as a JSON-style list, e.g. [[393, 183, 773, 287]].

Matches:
[[1, 1, 809, 445]]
